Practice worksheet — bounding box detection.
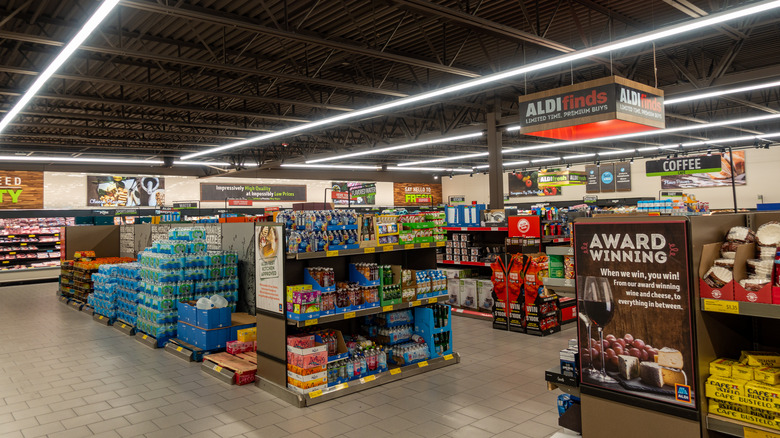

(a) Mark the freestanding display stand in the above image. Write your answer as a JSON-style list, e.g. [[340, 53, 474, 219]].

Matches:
[[254, 223, 460, 407]]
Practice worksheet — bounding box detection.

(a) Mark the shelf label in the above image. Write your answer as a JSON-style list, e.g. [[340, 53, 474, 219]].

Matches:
[[361, 375, 376, 384], [176, 346, 183, 352], [364, 247, 375, 254], [343, 311, 356, 319], [326, 250, 339, 257], [304, 319, 319, 326], [309, 389, 323, 398], [490, 227, 498, 231], [20, 243, 26, 246], [418, 361, 429, 368], [98, 316, 103, 320], [334, 383, 348, 391], [121, 324, 127, 329], [412, 300, 422, 307], [7, 235, 13, 238], [404, 244, 415, 249], [382, 245, 393, 252], [2, 261, 8, 264], [421, 243, 430, 248], [437, 241, 446, 247], [213, 365, 223, 373], [142, 335, 148, 340], [9, 252, 14, 255], [744, 427, 780, 438], [703, 299, 739, 314], [444, 354, 454, 361], [28, 235, 34, 237], [390, 368, 402, 376], [382, 305, 394, 312]]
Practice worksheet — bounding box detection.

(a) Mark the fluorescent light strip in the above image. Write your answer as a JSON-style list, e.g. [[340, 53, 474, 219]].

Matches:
[[0, 0, 121, 134], [386, 166, 472, 173], [307, 132, 483, 164], [531, 157, 561, 163], [665, 80, 780, 105], [399, 152, 489, 167], [182, 0, 780, 161], [0, 155, 251, 167], [281, 163, 380, 170], [505, 126, 522, 132]]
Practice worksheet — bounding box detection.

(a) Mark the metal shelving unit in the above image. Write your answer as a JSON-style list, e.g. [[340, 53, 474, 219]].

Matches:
[[706, 414, 780, 437], [287, 295, 449, 327], [700, 298, 780, 319], [286, 241, 445, 260]]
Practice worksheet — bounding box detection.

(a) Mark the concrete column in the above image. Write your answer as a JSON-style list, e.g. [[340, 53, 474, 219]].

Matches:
[[486, 112, 503, 208]]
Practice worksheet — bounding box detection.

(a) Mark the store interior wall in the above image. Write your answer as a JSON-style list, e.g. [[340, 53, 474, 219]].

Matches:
[[442, 148, 780, 209]]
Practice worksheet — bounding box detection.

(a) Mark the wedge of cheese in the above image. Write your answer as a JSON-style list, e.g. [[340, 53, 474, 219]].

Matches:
[[656, 347, 684, 369], [618, 355, 640, 380], [640, 362, 686, 388]]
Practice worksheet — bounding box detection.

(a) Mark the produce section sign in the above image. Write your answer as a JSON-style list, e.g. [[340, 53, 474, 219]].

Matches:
[[0, 171, 43, 209], [393, 183, 442, 206], [508, 171, 563, 197], [660, 151, 746, 189], [87, 176, 165, 207], [574, 219, 696, 410], [331, 182, 376, 205], [255, 224, 284, 314], [200, 183, 306, 202], [537, 170, 587, 187]]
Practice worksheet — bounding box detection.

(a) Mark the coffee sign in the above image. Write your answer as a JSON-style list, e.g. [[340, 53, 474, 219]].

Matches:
[[0, 171, 43, 209]]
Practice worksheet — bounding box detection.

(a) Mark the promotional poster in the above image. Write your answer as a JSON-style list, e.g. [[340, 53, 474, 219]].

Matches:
[[508, 171, 563, 197], [0, 171, 43, 209], [331, 182, 376, 205], [661, 151, 746, 189], [574, 220, 697, 409], [392, 183, 442, 206], [255, 224, 284, 314], [87, 176, 165, 207], [201, 183, 306, 202]]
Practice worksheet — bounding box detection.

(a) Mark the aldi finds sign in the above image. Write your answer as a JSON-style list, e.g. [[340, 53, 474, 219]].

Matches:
[[537, 170, 587, 187], [0, 171, 43, 209], [645, 156, 722, 176], [518, 76, 664, 141]]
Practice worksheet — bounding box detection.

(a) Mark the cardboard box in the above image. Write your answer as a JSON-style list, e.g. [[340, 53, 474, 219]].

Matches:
[[459, 279, 477, 309], [177, 301, 197, 325], [287, 342, 328, 369], [181, 322, 229, 351], [698, 242, 735, 300], [447, 279, 460, 306], [228, 313, 256, 341], [476, 279, 494, 312], [197, 306, 231, 329], [237, 327, 256, 343]]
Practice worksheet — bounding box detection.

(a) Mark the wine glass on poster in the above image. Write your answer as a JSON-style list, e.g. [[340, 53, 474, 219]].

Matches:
[[577, 276, 600, 380], [582, 276, 617, 384]]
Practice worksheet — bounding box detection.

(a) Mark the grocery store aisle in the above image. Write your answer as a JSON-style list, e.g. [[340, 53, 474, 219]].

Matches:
[[0, 284, 576, 438]]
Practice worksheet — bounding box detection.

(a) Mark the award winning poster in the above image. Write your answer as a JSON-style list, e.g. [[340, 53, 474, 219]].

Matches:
[[255, 224, 284, 314], [574, 219, 696, 410]]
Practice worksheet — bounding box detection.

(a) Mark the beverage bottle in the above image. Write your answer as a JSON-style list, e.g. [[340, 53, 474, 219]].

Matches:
[[346, 359, 354, 378], [378, 348, 387, 370], [360, 354, 367, 376]]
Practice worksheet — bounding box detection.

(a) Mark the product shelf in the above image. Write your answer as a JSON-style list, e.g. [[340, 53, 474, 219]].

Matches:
[[543, 277, 575, 290], [442, 226, 508, 232], [287, 294, 449, 327], [450, 307, 493, 321], [438, 260, 491, 267], [706, 414, 780, 437], [700, 298, 780, 319], [542, 236, 570, 243], [544, 366, 580, 397], [286, 241, 445, 260], [545, 246, 573, 256], [257, 353, 461, 407]]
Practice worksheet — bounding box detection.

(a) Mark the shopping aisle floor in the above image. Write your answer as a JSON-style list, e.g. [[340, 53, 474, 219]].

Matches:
[[0, 284, 576, 438]]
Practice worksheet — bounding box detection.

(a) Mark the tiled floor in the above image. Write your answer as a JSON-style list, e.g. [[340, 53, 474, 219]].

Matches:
[[0, 283, 577, 438]]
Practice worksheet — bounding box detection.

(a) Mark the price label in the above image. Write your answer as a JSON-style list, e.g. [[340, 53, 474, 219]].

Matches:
[[7, 235, 13, 238], [418, 361, 429, 368], [412, 300, 422, 307], [364, 247, 375, 253], [309, 389, 323, 398], [9, 252, 14, 255], [176, 346, 183, 352], [20, 243, 26, 246], [744, 427, 780, 438], [382, 305, 393, 312], [121, 324, 127, 329], [421, 243, 430, 248], [382, 245, 393, 252], [142, 335, 148, 340], [444, 354, 454, 361], [213, 365, 223, 373], [361, 375, 376, 383], [702, 299, 740, 314], [344, 311, 356, 319], [437, 241, 446, 247], [2, 261, 8, 264], [404, 244, 415, 249], [335, 383, 348, 391], [390, 368, 402, 376], [326, 250, 339, 257], [98, 316, 103, 320], [304, 319, 319, 326], [28, 235, 34, 237]]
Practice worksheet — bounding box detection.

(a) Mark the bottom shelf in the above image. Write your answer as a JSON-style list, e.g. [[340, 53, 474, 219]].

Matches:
[[706, 414, 780, 437], [450, 307, 493, 321], [257, 352, 461, 407]]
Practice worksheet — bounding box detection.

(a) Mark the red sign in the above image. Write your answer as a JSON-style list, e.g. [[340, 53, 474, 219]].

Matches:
[[508, 216, 540, 238], [331, 192, 349, 200], [264, 206, 280, 212], [228, 200, 253, 206], [415, 197, 431, 204]]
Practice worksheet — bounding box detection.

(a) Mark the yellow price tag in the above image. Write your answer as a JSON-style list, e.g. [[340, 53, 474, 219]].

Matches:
[[176, 347, 183, 352], [213, 365, 223, 373], [702, 299, 739, 314], [20, 243, 26, 246], [29, 234, 34, 237], [421, 243, 430, 248], [142, 335, 148, 340], [418, 361, 429, 368], [412, 300, 422, 307], [382, 245, 393, 252], [344, 311, 356, 319], [326, 250, 339, 257], [98, 316, 103, 320], [364, 247, 375, 254], [444, 354, 454, 361], [744, 427, 780, 438], [304, 318, 319, 326], [121, 324, 127, 329], [437, 241, 446, 247], [382, 305, 393, 312], [309, 389, 323, 398], [404, 244, 415, 249], [335, 383, 348, 390], [390, 368, 401, 375], [361, 375, 376, 383]]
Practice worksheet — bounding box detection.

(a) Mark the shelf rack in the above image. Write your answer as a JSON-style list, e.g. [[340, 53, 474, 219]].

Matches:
[[700, 298, 780, 319], [706, 414, 780, 437], [288, 295, 449, 327], [438, 260, 491, 267], [442, 226, 508, 232], [286, 241, 445, 260]]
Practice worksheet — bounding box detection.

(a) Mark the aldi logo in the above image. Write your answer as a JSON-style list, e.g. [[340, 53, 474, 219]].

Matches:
[[675, 384, 692, 403]]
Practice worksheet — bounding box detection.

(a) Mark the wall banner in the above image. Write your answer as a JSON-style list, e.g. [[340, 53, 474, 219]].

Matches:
[[0, 171, 43, 209], [87, 176, 165, 207], [201, 183, 306, 202]]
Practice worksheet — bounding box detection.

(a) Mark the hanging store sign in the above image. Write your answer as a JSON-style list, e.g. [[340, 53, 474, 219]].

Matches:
[[393, 183, 442, 206], [508, 215, 540, 238], [518, 76, 665, 141], [645, 155, 722, 176], [537, 170, 588, 187], [586, 162, 631, 193], [508, 171, 563, 197], [200, 183, 306, 202], [599, 163, 616, 193], [660, 151, 746, 188], [0, 171, 43, 209], [615, 162, 632, 192]]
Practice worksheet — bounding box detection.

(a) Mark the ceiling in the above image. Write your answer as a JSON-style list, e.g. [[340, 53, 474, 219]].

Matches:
[[0, 0, 779, 177]]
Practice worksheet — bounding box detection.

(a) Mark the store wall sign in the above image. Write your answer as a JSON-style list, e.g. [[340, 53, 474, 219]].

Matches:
[[87, 176, 165, 207], [615, 162, 632, 192], [508, 215, 540, 238], [646, 155, 722, 176], [537, 170, 588, 187], [200, 183, 306, 202], [448, 195, 466, 204], [573, 219, 697, 411], [508, 171, 563, 197], [661, 151, 746, 189], [331, 182, 376, 205], [393, 183, 442, 206], [518, 76, 665, 141], [228, 199, 253, 206], [0, 171, 43, 209], [173, 202, 198, 209]]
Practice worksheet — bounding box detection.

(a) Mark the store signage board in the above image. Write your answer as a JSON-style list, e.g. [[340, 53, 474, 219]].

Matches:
[[518, 76, 665, 140], [537, 170, 588, 187], [255, 224, 284, 314], [200, 183, 306, 202], [573, 219, 697, 411], [645, 155, 722, 176], [585, 165, 600, 193], [661, 151, 746, 189], [87, 176, 165, 207], [599, 163, 616, 193], [331, 182, 376, 205], [173, 202, 198, 209], [508, 171, 563, 197], [508, 216, 541, 238], [393, 183, 442, 206], [448, 195, 466, 204], [0, 171, 43, 209], [228, 199, 253, 206], [583, 195, 598, 203], [615, 162, 632, 192]]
